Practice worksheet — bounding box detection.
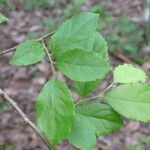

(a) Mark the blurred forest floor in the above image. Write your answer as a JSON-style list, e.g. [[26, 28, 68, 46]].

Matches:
[[0, 0, 150, 150]]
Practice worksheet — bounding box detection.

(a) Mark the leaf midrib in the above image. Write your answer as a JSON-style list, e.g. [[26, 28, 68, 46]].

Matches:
[[56, 62, 101, 68], [77, 109, 119, 124]]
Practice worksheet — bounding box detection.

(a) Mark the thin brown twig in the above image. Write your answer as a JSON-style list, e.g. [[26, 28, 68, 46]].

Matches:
[[0, 31, 55, 57], [0, 46, 18, 56], [37, 31, 55, 41], [41, 39, 56, 76], [110, 51, 133, 64], [0, 89, 52, 150]]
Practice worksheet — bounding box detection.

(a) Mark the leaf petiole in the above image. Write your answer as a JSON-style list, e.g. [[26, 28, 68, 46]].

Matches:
[[75, 82, 115, 106], [42, 39, 56, 76]]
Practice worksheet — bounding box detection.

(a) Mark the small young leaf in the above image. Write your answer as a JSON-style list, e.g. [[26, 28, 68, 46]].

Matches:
[[0, 13, 8, 24], [36, 77, 75, 145], [56, 49, 111, 82], [113, 64, 146, 83], [68, 102, 122, 150], [51, 12, 99, 57], [10, 40, 45, 66], [73, 79, 102, 97], [105, 83, 150, 122]]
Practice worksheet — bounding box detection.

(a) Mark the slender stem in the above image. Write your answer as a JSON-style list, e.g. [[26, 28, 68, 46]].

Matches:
[[75, 95, 103, 106], [42, 39, 56, 76], [0, 89, 52, 150], [0, 46, 18, 56], [38, 31, 55, 41], [82, 95, 104, 103], [75, 82, 115, 106], [74, 98, 82, 106], [51, 146, 56, 150], [101, 82, 115, 94], [0, 31, 54, 57]]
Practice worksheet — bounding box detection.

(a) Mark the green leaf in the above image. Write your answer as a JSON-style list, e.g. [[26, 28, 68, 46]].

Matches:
[[10, 40, 45, 66], [92, 32, 108, 61], [36, 77, 75, 145], [51, 12, 99, 57], [0, 101, 8, 112], [73, 79, 102, 97], [105, 83, 150, 122], [56, 49, 111, 82], [124, 144, 144, 150], [5, 145, 15, 150], [113, 64, 146, 83], [72, 32, 109, 96], [72, 31, 108, 60], [68, 102, 122, 150], [0, 13, 8, 24]]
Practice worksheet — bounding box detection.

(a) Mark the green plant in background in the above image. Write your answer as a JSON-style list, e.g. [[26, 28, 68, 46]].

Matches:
[[0, 13, 8, 23], [0, 100, 7, 112], [24, 0, 78, 11], [97, 14, 145, 54], [105, 17, 148, 64], [24, 0, 55, 11], [0, 0, 12, 12], [114, 17, 144, 54], [5, 145, 15, 150], [124, 134, 150, 150], [43, 20, 55, 33], [1, 12, 150, 150], [63, 0, 86, 18], [124, 144, 144, 150]]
